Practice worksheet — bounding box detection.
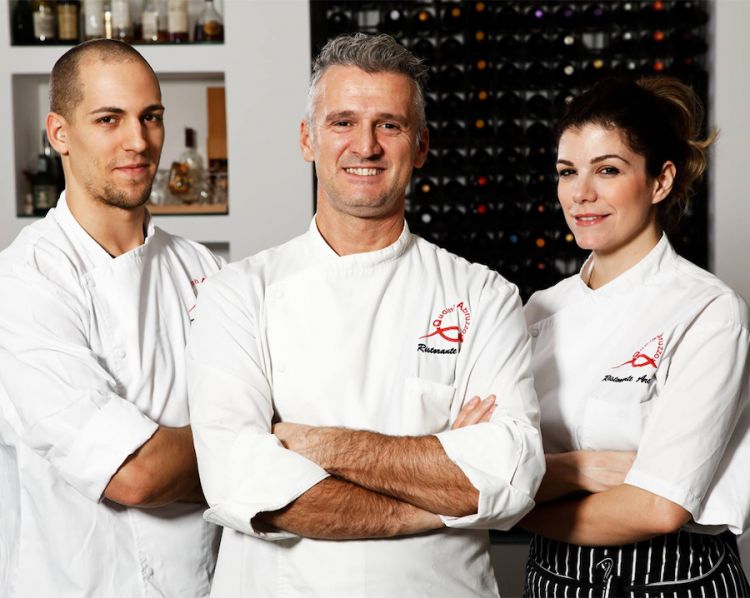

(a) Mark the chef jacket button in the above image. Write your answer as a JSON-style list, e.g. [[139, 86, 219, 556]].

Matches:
[[529, 329, 539, 338], [117, 349, 127, 359], [143, 565, 154, 579], [272, 289, 284, 301]]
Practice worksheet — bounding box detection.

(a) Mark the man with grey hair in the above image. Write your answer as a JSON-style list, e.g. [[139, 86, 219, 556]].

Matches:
[[188, 33, 544, 597]]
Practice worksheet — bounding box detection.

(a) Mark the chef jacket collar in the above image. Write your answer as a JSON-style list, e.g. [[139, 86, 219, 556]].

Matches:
[[308, 215, 413, 269], [577, 233, 673, 298], [54, 191, 157, 266]]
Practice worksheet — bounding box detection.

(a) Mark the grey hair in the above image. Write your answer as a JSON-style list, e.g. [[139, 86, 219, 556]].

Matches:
[[305, 33, 429, 141]]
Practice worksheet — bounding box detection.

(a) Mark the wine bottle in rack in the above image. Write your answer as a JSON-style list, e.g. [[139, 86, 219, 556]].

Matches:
[[495, 34, 522, 60], [412, 39, 435, 63], [641, 1, 668, 30], [141, 0, 167, 43], [527, 94, 553, 119], [555, 62, 579, 88], [443, 179, 467, 202], [556, 32, 583, 57], [436, 66, 464, 92], [673, 1, 709, 27], [440, 37, 463, 63], [495, 4, 520, 31], [496, 91, 523, 119], [467, 29, 491, 54], [469, 116, 492, 141], [496, 122, 524, 149], [111, 0, 132, 42], [326, 11, 351, 36], [441, 4, 463, 33], [616, 1, 639, 28], [496, 148, 524, 176], [413, 8, 435, 35], [581, 3, 609, 30], [526, 33, 552, 60], [469, 57, 492, 87], [441, 120, 466, 143], [525, 63, 552, 90], [553, 4, 579, 29], [496, 63, 522, 89], [441, 150, 465, 175], [524, 3, 549, 31], [469, 148, 494, 173], [379, 8, 406, 35], [469, 89, 493, 117]]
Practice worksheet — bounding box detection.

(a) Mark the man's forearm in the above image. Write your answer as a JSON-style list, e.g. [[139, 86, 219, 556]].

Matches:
[[253, 477, 442, 540], [105, 425, 202, 508], [278, 426, 478, 517]]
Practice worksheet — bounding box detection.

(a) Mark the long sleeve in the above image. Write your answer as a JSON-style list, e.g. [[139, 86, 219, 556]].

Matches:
[[186, 267, 329, 539], [436, 275, 545, 530], [0, 265, 158, 502]]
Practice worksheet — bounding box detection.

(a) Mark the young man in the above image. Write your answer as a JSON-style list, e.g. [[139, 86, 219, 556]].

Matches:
[[188, 33, 544, 597], [0, 40, 221, 596]]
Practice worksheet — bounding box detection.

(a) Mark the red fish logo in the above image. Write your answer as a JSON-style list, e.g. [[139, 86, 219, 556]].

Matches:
[[613, 334, 664, 369], [420, 301, 471, 344]]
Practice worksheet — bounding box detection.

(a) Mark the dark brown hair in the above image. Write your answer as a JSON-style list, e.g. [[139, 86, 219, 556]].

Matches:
[[50, 39, 159, 119], [557, 76, 716, 232]]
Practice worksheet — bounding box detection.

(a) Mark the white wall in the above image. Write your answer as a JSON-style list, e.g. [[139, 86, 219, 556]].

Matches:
[[712, 0, 750, 303]]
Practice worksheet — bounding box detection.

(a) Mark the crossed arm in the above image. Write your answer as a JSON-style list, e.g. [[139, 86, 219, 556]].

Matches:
[[104, 425, 204, 508], [253, 395, 497, 538], [518, 450, 691, 545]]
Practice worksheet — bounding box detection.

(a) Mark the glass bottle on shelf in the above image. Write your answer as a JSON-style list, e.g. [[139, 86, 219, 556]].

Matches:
[[168, 128, 205, 204], [111, 0, 132, 41], [83, 0, 104, 39], [141, 0, 167, 42], [12, 0, 35, 45], [194, 0, 224, 43], [102, 0, 114, 38], [129, 0, 143, 40], [167, 0, 189, 43], [32, 133, 61, 217], [57, 0, 80, 43], [32, 0, 57, 44]]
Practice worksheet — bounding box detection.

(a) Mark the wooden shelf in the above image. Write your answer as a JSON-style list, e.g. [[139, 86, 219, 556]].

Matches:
[[148, 203, 228, 215]]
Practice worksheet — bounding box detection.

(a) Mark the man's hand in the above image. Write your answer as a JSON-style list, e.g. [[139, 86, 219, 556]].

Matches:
[[451, 395, 496, 430]]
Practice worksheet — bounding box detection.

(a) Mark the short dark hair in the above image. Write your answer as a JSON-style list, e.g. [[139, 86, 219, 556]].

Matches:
[[306, 33, 428, 137], [49, 39, 159, 119], [557, 76, 716, 232]]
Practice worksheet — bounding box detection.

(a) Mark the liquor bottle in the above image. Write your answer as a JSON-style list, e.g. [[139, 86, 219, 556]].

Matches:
[[168, 128, 205, 204], [12, 0, 35, 45], [441, 4, 463, 33], [167, 0, 188, 42], [616, 1, 639, 28], [582, 57, 610, 84], [111, 0, 132, 41], [642, 29, 671, 56], [141, 0, 167, 42], [195, 0, 223, 42], [467, 1, 491, 26], [469, 116, 492, 141], [32, 0, 57, 44], [32, 133, 62, 216], [467, 28, 491, 54], [611, 30, 640, 56], [129, 0, 143, 40], [555, 62, 579, 87], [57, 0, 80, 43], [469, 57, 492, 87], [83, 0, 104, 39], [641, 0, 668, 29]]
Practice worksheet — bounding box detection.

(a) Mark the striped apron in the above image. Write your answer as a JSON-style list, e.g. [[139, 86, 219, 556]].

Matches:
[[524, 531, 750, 597]]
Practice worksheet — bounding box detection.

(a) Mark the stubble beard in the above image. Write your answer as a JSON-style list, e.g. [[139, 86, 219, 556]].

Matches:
[[91, 180, 153, 211]]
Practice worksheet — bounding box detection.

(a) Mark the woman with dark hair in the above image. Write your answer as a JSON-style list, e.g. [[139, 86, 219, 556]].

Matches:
[[521, 76, 750, 597]]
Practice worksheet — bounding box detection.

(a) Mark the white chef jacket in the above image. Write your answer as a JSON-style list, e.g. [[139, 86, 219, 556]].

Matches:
[[525, 235, 750, 534], [187, 218, 544, 597], [0, 193, 223, 597]]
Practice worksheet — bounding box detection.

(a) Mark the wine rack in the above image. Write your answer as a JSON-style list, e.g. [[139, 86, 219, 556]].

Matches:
[[310, 1, 711, 300]]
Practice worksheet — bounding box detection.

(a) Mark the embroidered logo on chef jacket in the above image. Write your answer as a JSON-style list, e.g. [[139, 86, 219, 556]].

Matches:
[[602, 333, 664, 384], [417, 301, 471, 354], [187, 275, 209, 322]]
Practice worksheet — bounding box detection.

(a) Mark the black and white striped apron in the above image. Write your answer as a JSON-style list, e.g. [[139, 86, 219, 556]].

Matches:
[[524, 531, 750, 598]]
